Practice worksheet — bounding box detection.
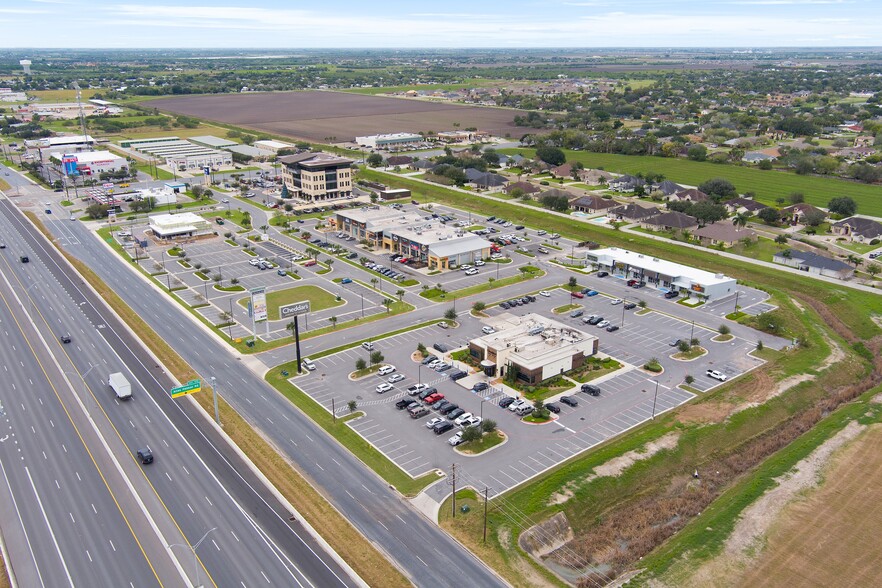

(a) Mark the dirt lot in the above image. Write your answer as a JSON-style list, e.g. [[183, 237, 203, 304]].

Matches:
[[149, 91, 526, 142], [738, 423, 882, 588]]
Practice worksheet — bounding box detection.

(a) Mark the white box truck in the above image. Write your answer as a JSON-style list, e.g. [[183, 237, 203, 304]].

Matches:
[[108, 372, 132, 400]]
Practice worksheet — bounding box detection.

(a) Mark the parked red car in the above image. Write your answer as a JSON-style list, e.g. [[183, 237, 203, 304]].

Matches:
[[571, 291, 585, 299], [303, 260, 317, 267]]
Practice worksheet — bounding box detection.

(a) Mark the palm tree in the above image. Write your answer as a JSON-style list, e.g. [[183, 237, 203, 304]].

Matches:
[[382, 298, 393, 313], [305, 247, 320, 260], [286, 321, 297, 339], [396, 289, 405, 301], [329, 316, 338, 329], [847, 254, 863, 268], [732, 212, 750, 229], [370, 278, 379, 291]]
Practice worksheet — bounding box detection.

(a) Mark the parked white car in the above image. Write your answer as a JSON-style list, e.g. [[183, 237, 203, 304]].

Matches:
[[387, 373, 405, 383], [610, 298, 623, 305], [463, 415, 483, 427], [539, 290, 551, 297], [706, 369, 728, 382], [448, 431, 464, 446], [454, 412, 474, 426], [375, 382, 394, 393], [378, 365, 396, 375], [426, 417, 445, 429]]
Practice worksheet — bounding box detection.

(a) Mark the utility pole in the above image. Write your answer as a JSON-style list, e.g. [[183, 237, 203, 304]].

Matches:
[[331, 398, 336, 423], [690, 320, 695, 343]]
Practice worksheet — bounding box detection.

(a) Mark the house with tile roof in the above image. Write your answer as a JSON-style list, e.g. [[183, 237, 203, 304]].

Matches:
[[831, 217, 882, 242], [608, 203, 660, 223], [641, 211, 699, 232], [724, 197, 769, 215], [693, 221, 757, 247], [773, 249, 854, 280], [572, 195, 617, 213], [780, 203, 826, 225]]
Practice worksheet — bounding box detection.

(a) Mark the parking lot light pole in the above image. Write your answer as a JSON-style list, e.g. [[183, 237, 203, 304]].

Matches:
[[621, 299, 626, 328], [652, 379, 660, 419]]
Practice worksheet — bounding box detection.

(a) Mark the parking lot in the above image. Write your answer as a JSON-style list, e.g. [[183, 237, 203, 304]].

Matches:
[[289, 293, 759, 500]]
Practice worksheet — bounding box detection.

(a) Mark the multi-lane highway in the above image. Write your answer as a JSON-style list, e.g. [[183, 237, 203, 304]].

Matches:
[[0, 196, 361, 587], [14, 189, 509, 585]]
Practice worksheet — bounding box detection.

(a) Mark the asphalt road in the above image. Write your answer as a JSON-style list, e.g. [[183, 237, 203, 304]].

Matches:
[[28, 198, 508, 585], [0, 198, 360, 587]]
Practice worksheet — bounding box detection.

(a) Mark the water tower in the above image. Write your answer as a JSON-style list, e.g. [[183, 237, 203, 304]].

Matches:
[[20, 60, 31, 75]]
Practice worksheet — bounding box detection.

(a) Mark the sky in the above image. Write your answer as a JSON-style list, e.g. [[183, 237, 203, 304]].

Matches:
[[3, 0, 881, 48]]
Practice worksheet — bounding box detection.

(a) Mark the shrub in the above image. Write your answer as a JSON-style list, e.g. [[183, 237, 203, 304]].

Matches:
[[355, 358, 366, 371], [719, 324, 731, 335]]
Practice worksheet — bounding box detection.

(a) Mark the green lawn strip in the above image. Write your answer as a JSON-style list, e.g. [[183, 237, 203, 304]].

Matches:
[[235, 196, 272, 211], [422, 266, 544, 302], [357, 168, 880, 340], [458, 431, 506, 454], [508, 375, 574, 402], [309, 318, 443, 361], [236, 285, 343, 320], [500, 147, 882, 217], [552, 303, 580, 314], [265, 372, 441, 496], [640, 384, 882, 582], [568, 357, 623, 383]]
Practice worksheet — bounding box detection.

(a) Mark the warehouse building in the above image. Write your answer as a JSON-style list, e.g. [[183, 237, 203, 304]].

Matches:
[[468, 313, 599, 385], [585, 248, 737, 300], [354, 133, 425, 150], [254, 139, 294, 153], [124, 138, 232, 171]]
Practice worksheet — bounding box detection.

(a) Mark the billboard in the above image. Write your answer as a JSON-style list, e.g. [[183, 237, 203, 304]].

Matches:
[[250, 287, 267, 322], [279, 300, 310, 320], [62, 155, 79, 176]]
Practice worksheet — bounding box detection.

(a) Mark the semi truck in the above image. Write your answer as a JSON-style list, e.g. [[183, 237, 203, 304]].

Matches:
[[108, 372, 133, 400]]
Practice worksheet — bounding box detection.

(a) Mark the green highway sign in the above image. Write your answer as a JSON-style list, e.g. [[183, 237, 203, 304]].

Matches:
[[170, 379, 201, 398]]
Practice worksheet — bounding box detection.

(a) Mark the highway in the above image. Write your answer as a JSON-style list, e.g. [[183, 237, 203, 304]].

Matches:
[[0, 197, 361, 587], [23, 194, 509, 584]]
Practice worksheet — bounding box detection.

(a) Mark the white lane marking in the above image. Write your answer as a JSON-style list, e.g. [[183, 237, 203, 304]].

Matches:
[[0, 461, 46, 587], [26, 466, 73, 586]]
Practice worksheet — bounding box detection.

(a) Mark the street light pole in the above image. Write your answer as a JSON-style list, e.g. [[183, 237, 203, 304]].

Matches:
[[209, 377, 220, 425], [168, 527, 216, 588]]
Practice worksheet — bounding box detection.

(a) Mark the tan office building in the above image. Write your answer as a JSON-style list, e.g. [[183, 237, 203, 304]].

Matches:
[[279, 152, 353, 202]]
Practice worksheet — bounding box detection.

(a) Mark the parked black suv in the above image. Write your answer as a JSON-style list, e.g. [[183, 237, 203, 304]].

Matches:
[[433, 421, 455, 435], [560, 396, 578, 407], [498, 397, 515, 409], [581, 384, 600, 396], [472, 382, 489, 392]]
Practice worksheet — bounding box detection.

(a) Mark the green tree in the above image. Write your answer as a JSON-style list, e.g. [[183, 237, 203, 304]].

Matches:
[[369, 351, 384, 365], [568, 277, 578, 292], [444, 308, 457, 320], [85, 203, 110, 219], [828, 196, 857, 217], [355, 357, 367, 371], [366, 153, 383, 167], [461, 426, 482, 443], [535, 145, 566, 166], [698, 178, 737, 201], [417, 342, 428, 357], [757, 207, 781, 225], [329, 316, 337, 329], [687, 144, 707, 161], [481, 419, 497, 434], [472, 301, 486, 313], [732, 212, 750, 228], [866, 262, 881, 279], [395, 289, 405, 301], [286, 321, 298, 340], [347, 400, 358, 413], [719, 324, 731, 335], [802, 209, 826, 227]]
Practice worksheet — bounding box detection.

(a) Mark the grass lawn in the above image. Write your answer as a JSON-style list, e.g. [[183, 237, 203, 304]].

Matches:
[[672, 346, 708, 360], [569, 357, 623, 383], [458, 431, 506, 454], [507, 374, 573, 402], [500, 147, 882, 217], [832, 239, 880, 255], [727, 236, 790, 262], [238, 285, 342, 321], [422, 266, 544, 301], [552, 303, 580, 314]]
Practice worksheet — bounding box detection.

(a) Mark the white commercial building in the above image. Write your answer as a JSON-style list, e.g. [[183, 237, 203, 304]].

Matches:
[[30, 134, 96, 154], [355, 133, 425, 150], [148, 212, 211, 239], [134, 187, 177, 207], [254, 139, 293, 153], [333, 207, 491, 270], [49, 150, 127, 175], [468, 313, 599, 385], [585, 248, 737, 300]]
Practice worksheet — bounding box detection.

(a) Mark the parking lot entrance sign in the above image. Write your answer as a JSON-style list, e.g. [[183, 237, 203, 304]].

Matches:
[[170, 379, 201, 398]]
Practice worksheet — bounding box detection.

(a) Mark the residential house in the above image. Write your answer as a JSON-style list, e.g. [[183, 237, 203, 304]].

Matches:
[[409, 159, 435, 172], [608, 203, 660, 223], [773, 250, 855, 280], [578, 169, 614, 185], [743, 151, 776, 163], [780, 203, 826, 225], [463, 168, 485, 183], [651, 180, 684, 196], [831, 217, 882, 242], [608, 174, 646, 192], [385, 155, 414, 167], [571, 195, 617, 213], [537, 187, 578, 202], [642, 211, 698, 232], [693, 222, 757, 247], [504, 181, 540, 196], [669, 188, 708, 203], [724, 197, 768, 215], [471, 172, 507, 190], [549, 163, 574, 178]]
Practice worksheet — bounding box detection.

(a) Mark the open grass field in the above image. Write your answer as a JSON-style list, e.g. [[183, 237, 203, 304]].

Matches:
[[501, 148, 882, 218], [148, 90, 526, 142], [29, 88, 102, 102], [740, 425, 882, 588], [343, 80, 500, 95]]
